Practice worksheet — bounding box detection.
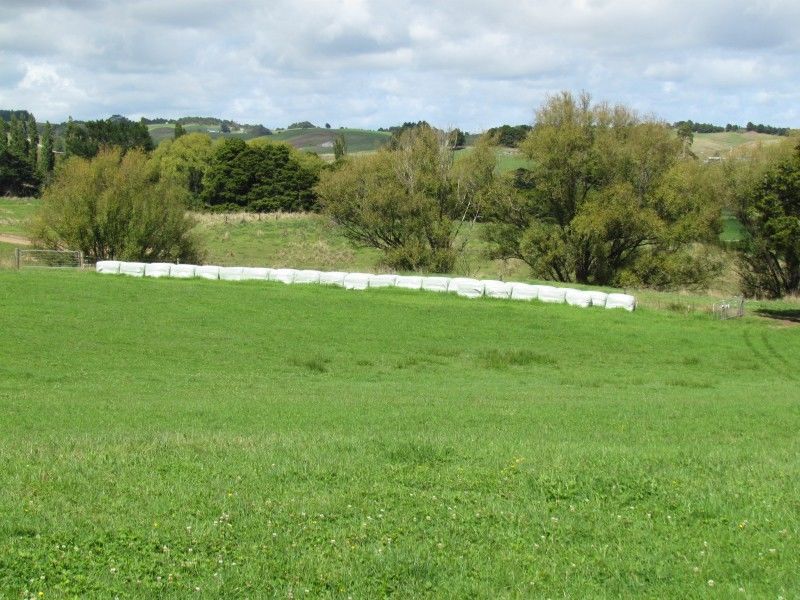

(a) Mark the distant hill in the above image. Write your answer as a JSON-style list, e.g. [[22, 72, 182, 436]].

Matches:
[[259, 128, 391, 154], [691, 131, 786, 159]]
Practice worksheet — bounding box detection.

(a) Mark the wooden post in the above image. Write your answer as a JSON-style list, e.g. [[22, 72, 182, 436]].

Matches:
[[15, 247, 20, 270]]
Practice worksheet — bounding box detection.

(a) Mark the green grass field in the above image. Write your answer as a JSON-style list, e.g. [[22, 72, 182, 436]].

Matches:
[[0, 270, 798, 597]]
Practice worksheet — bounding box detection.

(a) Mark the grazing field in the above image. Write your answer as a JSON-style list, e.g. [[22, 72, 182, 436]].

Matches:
[[254, 128, 392, 154], [1, 270, 799, 597], [691, 131, 783, 159]]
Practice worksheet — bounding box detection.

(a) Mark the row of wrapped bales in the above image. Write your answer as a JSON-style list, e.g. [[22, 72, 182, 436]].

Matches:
[[95, 261, 636, 311]]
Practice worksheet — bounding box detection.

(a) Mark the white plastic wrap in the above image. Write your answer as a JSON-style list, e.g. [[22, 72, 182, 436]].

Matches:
[[144, 263, 173, 278], [170, 264, 196, 278], [319, 271, 347, 286], [343, 272, 372, 290], [537, 285, 567, 304], [95, 260, 121, 274], [269, 268, 297, 284], [219, 267, 245, 281], [368, 274, 397, 288], [119, 262, 146, 277], [421, 276, 450, 292], [195, 265, 220, 280], [452, 278, 485, 299], [293, 269, 322, 284], [395, 275, 423, 290], [588, 291, 609, 308], [510, 283, 539, 301], [483, 280, 512, 299], [605, 293, 636, 311], [240, 267, 270, 280], [565, 289, 592, 308]]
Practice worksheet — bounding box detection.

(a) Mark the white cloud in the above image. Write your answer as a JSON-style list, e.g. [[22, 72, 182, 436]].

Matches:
[[0, 0, 797, 129]]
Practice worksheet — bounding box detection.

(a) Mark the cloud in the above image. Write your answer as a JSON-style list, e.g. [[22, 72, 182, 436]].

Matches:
[[0, 0, 797, 129]]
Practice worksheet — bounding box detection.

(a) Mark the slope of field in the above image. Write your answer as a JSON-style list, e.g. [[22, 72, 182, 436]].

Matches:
[[147, 123, 263, 145], [692, 131, 783, 159], [254, 127, 391, 154], [0, 270, 798, 597]]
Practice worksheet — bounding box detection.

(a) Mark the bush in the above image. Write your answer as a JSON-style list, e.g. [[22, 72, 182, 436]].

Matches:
[[31, 148, 203, 263]]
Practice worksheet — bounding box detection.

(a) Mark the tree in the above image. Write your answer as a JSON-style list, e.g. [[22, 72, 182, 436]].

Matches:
[[316, 127, 497, 272], [0, 148, 40, 196], [39, 122, 55, 176], [174, 122, 187, 139], [0, 118, 7, 154], [735, 142, 800, 297], [8, 115, 29, 161], [151, 132, 214, 205], [483, 91, 722, 287], [676, 122, 694, 157], [333, 133, 347, 163], [325, 123, 331, 129], [201, 138, 322, 212], [26, 114, 39, 169], [65, 117, 154, 159], [30, 148, 202, 262]]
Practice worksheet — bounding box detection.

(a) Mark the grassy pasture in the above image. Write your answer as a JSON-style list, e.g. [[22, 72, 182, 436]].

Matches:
[[0, 270, 798, 597], [255, 128, 392, 154], [691, 131, 783, 159]]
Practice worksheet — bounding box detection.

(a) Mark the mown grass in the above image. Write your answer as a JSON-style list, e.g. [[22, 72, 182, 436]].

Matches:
[[692, 131, 783, 159], [0, 197, 39, 237], [1, 270, 799, 597]]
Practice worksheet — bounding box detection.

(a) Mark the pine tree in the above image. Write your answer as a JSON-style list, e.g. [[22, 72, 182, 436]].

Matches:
[[0, 118, 7, 153], [27, 115, 39, 170], [40, 122, 55, 175], [174, 122, 187, 139], [8, 115, 28, 159]]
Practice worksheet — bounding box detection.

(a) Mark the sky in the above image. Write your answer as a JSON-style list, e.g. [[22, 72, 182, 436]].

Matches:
[[1, 0, 798, 131]]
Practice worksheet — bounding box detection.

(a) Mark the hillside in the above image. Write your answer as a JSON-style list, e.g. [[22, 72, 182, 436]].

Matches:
[[253, 127, 391, 154], [691, 131, 784, 159]]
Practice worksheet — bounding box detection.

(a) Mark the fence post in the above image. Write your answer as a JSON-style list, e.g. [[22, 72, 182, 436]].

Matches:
[[79, 251, 85, 269], [15, 247, 20, 270]]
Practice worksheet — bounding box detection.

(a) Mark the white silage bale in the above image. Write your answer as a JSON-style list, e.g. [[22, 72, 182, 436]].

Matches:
[[343, 272, 371, 290], [421, 276, 450, 292], [565, 289, 592, 308], [269, 268, 297, 284], [171, 264, 196, 278], [483, 280, 512, 299], [454, 278, 485, 299], [196, 265, 220, 280], [395, 275, 423, 290], [588, 291, 609, 307], [240, 267, 270, 280], [368, 274, 397, 288], [605, 293, 636, 311], [119, 262, 146, 277], [319, 271, 347, 286], [537, 286, 567, 304], [447, 278, 471, 293], [510, 283, 539, 301], [95, 260, 121, 274], [219, 267, 245, 281], [144, 263, 172, 278], [294, 269, 322, 284]]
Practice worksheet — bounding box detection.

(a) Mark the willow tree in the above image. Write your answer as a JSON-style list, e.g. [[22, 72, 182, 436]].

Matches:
[[316, 126, 496, 273], [483, 92, 722, 288]]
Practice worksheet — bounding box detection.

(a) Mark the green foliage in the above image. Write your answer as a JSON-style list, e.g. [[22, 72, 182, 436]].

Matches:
[[39, 122, 55, 176], [65, 117, 154, 159], [485, 124, 532, 147], [151, 132, 214, 205], [173, 122, 187, 139], [201, 138, 321, 212], [483, 92, 722, 288], [0, 148, 40, 196], [31, 148, 202, 262], [287, 120, 317, 129], [736, 143, 800, 297], [333, 133, 347, 163], [316, 128, 497, 272], [1, 270, 800, 597]]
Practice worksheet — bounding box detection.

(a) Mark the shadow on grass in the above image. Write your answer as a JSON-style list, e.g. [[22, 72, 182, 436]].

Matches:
[[755, 308, 800, 323]]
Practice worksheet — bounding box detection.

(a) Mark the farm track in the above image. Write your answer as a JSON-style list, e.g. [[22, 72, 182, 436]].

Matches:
[[0, 234, 31, 246]]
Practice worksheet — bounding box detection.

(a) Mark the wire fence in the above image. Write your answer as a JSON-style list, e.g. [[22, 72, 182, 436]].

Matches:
[[15, 248, 84, 269]]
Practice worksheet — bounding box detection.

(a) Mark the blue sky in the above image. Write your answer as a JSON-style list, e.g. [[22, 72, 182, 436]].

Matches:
[[1, 0, 798, 131]]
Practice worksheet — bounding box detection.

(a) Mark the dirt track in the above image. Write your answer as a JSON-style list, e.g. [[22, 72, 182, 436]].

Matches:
[[0, 234, 31, 246]]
